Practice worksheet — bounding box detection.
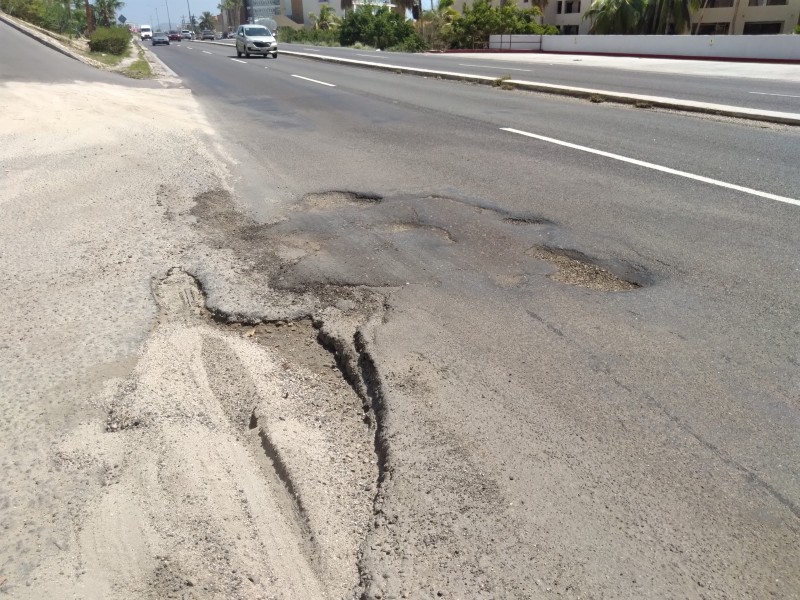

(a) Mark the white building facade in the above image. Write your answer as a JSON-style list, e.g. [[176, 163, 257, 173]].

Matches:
[[452, 0, 800, 35]]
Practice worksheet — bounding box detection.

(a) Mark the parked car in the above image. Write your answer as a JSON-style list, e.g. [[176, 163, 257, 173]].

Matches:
[[235, 25, 277, 59], [181, 29, 193, 40], [168, 30, 182, 41], [151, 32, 170, 46], [201, 29, 214, 40]]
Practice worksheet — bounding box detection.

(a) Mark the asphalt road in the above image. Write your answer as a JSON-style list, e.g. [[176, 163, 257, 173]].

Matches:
[[203, 38, 800, 114], [3, 20, 799, 597], [147, 40, 800, 598]]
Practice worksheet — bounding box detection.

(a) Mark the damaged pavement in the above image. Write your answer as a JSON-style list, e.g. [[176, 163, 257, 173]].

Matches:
[[2, 31, 799, 600]]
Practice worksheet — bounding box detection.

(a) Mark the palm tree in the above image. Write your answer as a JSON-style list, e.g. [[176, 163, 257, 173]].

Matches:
[[309, 4, 341, 29], [93, 0, 124, 26], [421, 0, 459, 48], [583, 0, 645, 33], [643, 0, 699, 33], [199, 10, 215, 29]]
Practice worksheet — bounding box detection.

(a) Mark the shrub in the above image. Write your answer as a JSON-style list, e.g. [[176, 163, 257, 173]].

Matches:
[[446, 0, 558, 49], [340, 6, 422, 51], [88, 26, 130, 54], [277, 27, 339, 45]]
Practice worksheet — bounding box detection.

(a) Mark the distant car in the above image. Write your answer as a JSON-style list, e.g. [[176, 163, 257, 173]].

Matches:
[[181, 29, 193, 40], [201, 29, 214, 40], [140, 24, 152, 40], [235, 24, 277, 59], [168, 30, 182, 41], [151, 32, 169, 46]]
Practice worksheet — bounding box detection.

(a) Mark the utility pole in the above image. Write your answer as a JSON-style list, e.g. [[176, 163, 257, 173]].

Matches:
[[186, 0, 194, 32], [165, 0, 173, 29], [155, 6, 160, 29]]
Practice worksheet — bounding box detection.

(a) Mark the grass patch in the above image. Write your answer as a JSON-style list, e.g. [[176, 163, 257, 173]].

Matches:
[[87, 50, 126, 66], [492, 75, 511, 87], [589, 94, 606, 103], [125, 50, 152, 78]]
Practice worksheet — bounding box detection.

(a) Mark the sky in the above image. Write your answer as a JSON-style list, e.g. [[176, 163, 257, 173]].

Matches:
[[122, 0, 223, 29]]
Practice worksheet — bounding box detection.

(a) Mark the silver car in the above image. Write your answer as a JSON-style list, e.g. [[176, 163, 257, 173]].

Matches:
[[235, 25, 278, 59]]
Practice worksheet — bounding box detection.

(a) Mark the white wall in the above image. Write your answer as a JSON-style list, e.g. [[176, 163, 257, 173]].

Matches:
[[494, 34, 800, 60], [489, 34, 542, 50]]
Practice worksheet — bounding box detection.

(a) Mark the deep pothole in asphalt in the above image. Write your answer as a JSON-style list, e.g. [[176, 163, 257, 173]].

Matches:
[[527, 246, 641, 292]]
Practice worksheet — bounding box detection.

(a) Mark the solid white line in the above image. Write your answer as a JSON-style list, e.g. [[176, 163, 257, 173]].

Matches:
[[501, 127, 800, 208], [231, 58, 247, 63], [459, 63, 531, 72], [749, 91, 800, 99], [202, 50, 212, 54], [291, 74, 336, 87]]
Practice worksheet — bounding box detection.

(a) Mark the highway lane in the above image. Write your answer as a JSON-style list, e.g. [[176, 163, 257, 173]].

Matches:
[[197, 38, 800, 114], [150, 40, 800, 598], [153, 41, 799, 201]]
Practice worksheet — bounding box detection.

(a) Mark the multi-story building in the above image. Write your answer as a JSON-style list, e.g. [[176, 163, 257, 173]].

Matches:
[[452, 0, 800, 35]]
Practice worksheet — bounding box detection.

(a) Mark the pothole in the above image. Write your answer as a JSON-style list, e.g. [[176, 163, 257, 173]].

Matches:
[[528, 247, 640, 292], [301, 191, 383, 211]]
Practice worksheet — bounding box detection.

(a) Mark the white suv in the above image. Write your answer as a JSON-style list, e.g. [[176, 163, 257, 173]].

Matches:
[[235, 25, 277, 59]]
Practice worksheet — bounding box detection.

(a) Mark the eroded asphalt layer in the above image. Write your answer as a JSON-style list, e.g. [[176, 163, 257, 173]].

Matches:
[[1, 77, 798, 600]]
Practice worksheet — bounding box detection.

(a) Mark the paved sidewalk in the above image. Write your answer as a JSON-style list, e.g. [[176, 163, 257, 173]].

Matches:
[[435, 51, 800, 82]]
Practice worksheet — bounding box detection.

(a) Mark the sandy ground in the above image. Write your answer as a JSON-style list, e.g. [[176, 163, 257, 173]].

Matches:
[[0, 81, 380, 598]]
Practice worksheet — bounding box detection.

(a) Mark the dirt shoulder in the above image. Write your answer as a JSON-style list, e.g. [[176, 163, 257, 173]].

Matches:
[[0, 70, 379, 598]]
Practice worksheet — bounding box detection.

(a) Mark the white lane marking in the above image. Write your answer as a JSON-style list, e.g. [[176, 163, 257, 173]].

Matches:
[[501, 127, 800, 208], [187, 46, 194, 49], [231, 58, 247, 64], [264, 66, 269, 69], [459, 63, 531, 72], [291, 74, 336, 87], [202, 50, 212, 54], [749, 91, 800, 99], [357, 53, 390, 59], [303, 47, 322, 52]]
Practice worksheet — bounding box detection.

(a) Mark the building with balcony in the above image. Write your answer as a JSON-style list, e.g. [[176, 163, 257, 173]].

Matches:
[[451, 0, 800, 35]]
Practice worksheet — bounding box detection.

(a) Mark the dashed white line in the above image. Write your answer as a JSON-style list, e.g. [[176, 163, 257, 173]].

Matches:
[[501, 127, 800, 208], [303, 47, 322, 52], [187, 46, 194, 50], [291, 74, 335, 87], [357, 53, 390, 59], [749, 91, 800, 99], [231, 58, 247, 64], [459, 64, 532, 72], [202, 50, 212, 54]]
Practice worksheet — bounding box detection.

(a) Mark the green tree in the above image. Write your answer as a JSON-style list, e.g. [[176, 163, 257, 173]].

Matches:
[[421, 0, 459, 49], [584, 0, 699, 33], [309, 4, 340, 30], [583, 0, 645, 33], [447, 0, 555, 49], [93, 0, 123, 27], [199, 10, 215, 29], [339, 5, 419, 49]]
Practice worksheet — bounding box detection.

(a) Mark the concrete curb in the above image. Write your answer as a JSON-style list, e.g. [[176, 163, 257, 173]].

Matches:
[[0, 11, 102, 68], [197, 40, 800, 126]]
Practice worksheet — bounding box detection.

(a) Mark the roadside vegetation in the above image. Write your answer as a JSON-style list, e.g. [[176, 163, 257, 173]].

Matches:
[[125, 48, 153, 78], [584, 0, 700, 34], [278, 0, 558, 52]]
